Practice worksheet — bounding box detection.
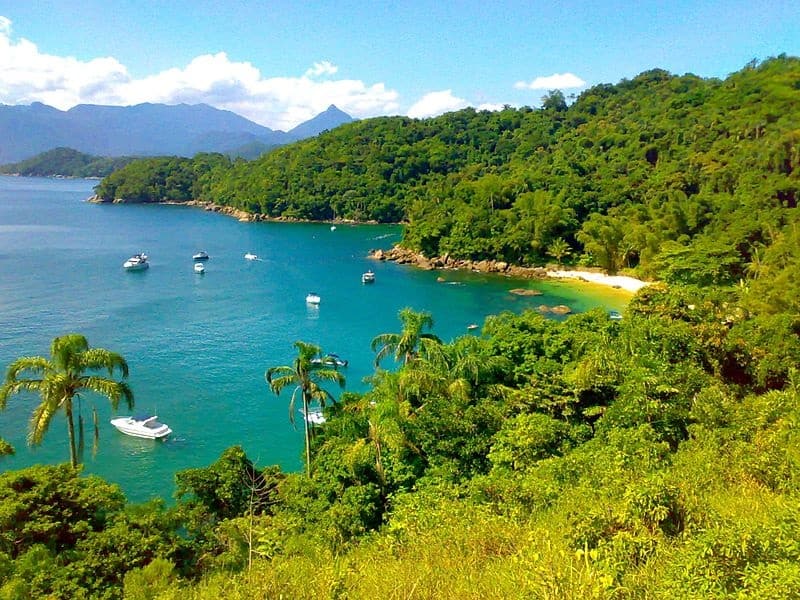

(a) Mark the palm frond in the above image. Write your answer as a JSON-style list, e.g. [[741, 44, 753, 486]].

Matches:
[[267, 372, 297, 395], [80, 348, 130, 378], [311, 368, 346, 388], [4, 357, 52, 382], [28, 394, 61, 446], [51, 334, 89, 372], [0, 378, 45, 407], [82, 376, 134, 410], [288, 387, 301, 428]]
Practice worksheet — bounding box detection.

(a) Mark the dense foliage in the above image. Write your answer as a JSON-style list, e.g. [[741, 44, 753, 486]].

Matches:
[[3, 56, 800, 598], [0, 147, 136, 178]]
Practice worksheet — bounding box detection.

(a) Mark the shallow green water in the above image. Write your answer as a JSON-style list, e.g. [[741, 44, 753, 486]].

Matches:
[[0, 176, 625, 502]]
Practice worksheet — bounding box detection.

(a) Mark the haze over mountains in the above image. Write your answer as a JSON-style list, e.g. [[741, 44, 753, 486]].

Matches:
[[0, 102, 354, 163]]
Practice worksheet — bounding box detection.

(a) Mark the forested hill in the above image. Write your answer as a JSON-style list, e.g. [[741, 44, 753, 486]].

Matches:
[[95, 56, 800, 286], [0, 147, 136, 178]]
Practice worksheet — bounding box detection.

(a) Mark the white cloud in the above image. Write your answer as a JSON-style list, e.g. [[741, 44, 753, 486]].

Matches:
[[514, 72, 586, 90], [476, 102, 507, 112], [0, 18, 399, 130], [407, 90, 468, 119], [304, 61, 338, 78]]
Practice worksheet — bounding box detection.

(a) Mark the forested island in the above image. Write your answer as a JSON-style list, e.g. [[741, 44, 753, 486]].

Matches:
[[1, 56, 800, 598], [0, 147, 137, 178]]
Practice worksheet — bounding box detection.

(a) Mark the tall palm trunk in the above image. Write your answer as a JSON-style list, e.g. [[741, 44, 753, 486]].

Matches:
[[302, 390, 312, 477], [65, 401, 78, 469]]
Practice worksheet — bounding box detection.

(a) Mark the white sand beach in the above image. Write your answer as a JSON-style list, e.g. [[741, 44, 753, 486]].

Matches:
[[546, 270, 650, 293]]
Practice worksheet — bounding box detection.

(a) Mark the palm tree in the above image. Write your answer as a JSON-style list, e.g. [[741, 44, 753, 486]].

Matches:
[[0, 334, 133, 468], [265, 341, 345, 477], [546, 237, 572, 266], [371, 308, 443, 367]]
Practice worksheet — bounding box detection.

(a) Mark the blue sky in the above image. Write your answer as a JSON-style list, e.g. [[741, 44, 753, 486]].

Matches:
[[1, 0, 798, 129]]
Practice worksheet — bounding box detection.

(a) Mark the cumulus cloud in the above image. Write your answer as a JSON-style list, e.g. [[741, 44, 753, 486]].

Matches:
[[305, 61, 338, 78], [0, 17, 399, 130], [407, 90, 468, 119], [514, 72, 586, 90]]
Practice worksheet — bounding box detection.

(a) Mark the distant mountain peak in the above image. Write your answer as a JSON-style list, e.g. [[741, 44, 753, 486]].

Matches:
[[288, 105, 354, 139]]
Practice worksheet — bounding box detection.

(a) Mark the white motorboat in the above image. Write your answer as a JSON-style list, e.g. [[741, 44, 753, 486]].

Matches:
[[194, 262, 205, 274], [311, 353, 348, 367], [193, 251, 209, 261], [244, 253, 258, 261], [362, 270, 375, 284], [330, 225, 336, 231], [110, 415, 172, 439], [306, 292, 321, 305], [299, 407, 326, 425], [123, 253, 149, 270]]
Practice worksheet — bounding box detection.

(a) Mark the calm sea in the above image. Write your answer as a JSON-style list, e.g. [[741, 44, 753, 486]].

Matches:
[[0, 176, 625, 502]]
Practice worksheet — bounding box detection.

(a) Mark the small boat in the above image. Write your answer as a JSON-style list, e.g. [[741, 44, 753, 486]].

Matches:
[[330, 225, 336, 231], [123, 253, 149, 271], [467, 323, 479, 330], [299, 407, 326, 425], [244, 253, 258, 261], [311, 353, 348, 367], [609, 310, 623, 321], [362, 270, 375, 284], [192, 251, 209, 261], [194, 262, 205, 274], [110, 415, 172, 439], [306, 292, 321, 305]]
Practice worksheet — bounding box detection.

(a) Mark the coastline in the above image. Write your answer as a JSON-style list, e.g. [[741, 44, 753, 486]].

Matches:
[[89, 196, 651, 294], [87, 196, 380, 225], [370, 246, 651, 294], [545, 270, 650, 294]]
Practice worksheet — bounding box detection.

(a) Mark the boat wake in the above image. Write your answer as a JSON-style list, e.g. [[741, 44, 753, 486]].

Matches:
[[370, 233, 398, 240]]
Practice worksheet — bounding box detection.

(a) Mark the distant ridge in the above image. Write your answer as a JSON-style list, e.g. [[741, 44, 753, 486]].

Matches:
[[288, 105, 355, 139], [0, 102, 354, 163]]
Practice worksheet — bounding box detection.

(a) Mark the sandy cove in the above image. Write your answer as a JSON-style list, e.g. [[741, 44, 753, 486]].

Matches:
[[370, 246, 650, 294]]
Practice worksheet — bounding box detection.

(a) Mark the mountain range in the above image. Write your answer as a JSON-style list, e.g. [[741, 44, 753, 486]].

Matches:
[[0, 102, 353, 163]]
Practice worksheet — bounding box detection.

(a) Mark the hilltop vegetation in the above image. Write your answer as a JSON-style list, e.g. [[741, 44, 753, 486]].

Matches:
[[96, 57, 799, 283], [0, 147, 136, 178]]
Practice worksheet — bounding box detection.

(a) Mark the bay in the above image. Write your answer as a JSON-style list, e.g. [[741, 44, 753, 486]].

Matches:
[[0, 176, 625, 502]]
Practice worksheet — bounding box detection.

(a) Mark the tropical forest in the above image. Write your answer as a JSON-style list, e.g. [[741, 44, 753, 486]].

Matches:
[[2, 56, 800, 598]]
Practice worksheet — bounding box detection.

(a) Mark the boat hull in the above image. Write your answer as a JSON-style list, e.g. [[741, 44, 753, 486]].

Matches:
[[111, 417, 171, 439], [123, 262, 149, 271]]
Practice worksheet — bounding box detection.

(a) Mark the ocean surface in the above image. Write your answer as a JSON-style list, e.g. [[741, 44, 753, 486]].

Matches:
[[0, 176, 626, 502]]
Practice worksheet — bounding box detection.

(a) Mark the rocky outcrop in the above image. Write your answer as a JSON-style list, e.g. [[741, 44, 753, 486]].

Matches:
[[369, 246, 549, 279]]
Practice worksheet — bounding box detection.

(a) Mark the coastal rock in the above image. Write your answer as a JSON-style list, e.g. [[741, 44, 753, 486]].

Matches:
[[551, 305, 572, 314], [509, 288, 543, 296], [368, 245, 554, 281]]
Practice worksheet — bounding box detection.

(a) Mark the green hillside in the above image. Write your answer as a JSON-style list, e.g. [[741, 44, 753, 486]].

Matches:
[[96, 57, 797, 277], [0, 147, 137, 178]]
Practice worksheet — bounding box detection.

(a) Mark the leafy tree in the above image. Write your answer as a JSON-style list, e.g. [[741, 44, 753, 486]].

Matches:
[[371, 308, 443, 367], [0, 334, 133, 468], [266, 341, 345, 476]]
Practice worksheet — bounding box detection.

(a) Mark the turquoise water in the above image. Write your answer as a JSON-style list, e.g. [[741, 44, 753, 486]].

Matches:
[[0, 176, 625, 502]]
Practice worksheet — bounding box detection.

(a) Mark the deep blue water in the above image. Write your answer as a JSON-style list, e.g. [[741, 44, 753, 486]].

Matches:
[[0, 176, 625, 502]]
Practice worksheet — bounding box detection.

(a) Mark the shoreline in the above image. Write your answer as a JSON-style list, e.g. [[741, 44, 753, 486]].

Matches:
[[88, 197, 651, 294], [370, 246, 651, 294], [87, 196, 382, 225], [545, 270, 650, 294]]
